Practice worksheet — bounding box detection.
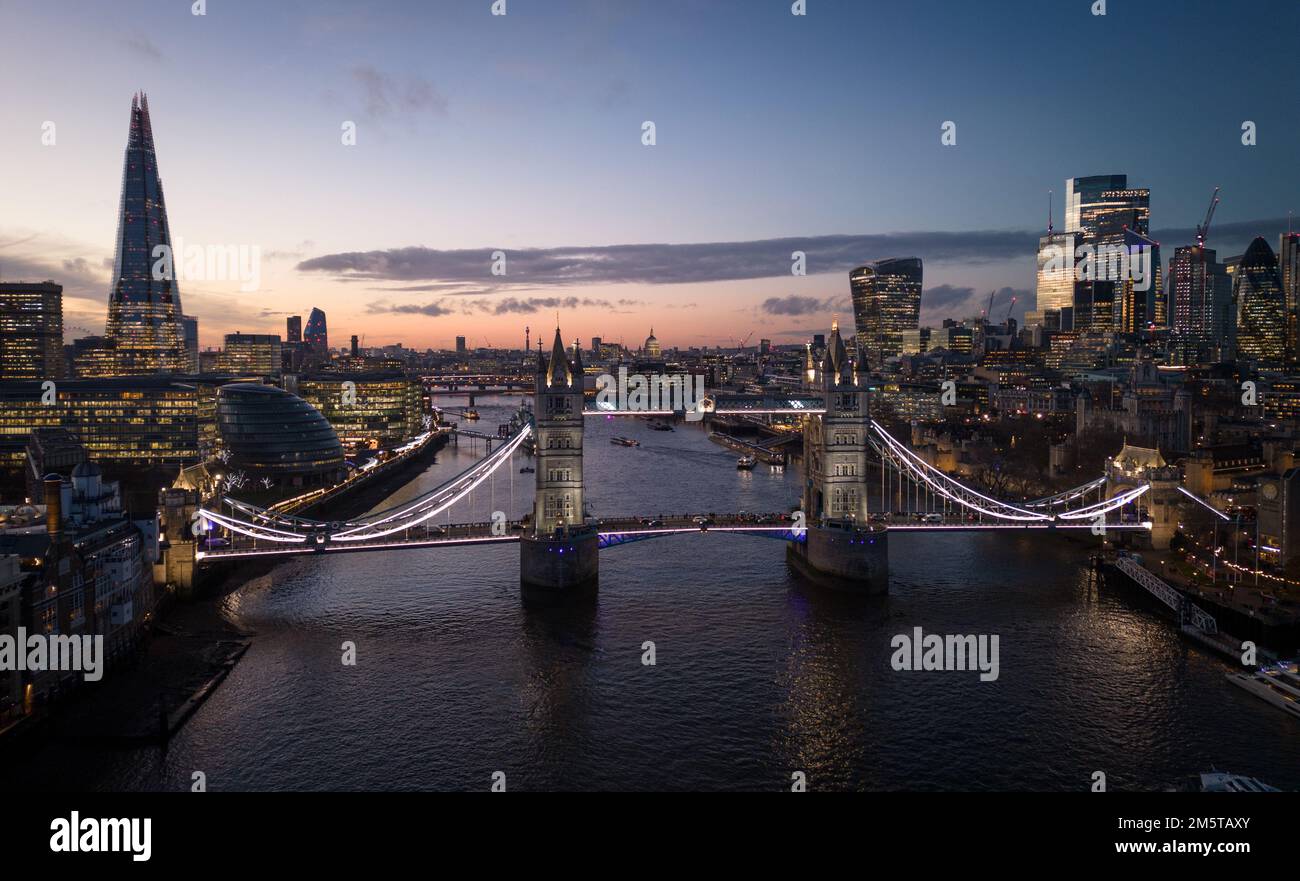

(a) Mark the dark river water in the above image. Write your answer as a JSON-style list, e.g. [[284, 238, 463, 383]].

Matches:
[[10, 395, 1300, 791]]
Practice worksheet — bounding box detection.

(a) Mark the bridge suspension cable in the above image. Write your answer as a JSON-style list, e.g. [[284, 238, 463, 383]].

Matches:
[[869, 421, 1148, 525], [198, 423, 533, 544], [870, 421, 1052, 522]]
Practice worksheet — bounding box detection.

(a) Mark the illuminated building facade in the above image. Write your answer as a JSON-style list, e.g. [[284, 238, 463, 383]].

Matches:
[[1234, 237, 1286, 366], [1035, 230, 1081, 316], [1113, 228, 1160, 333], [0, 281, 64, 380], [849, 257, 923, 364], [1065, 176, 1152, 333], [1264, 378, 1300, 422], [297, 374, 424, 449], [0, 378, 205, 470], [217, 333, 283, 377], [304, 308, 329, 353], [68, 336, 121, 379], [1280, 232, 1300, 363], [1170, 245, 1233, 360], [930, 324, 972, 354], [103, 93, 187, 375], [1065, 175, 1149, 242]]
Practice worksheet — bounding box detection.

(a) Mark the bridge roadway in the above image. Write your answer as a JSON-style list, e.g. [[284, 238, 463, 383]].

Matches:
[[195, 510, 1149, 562]]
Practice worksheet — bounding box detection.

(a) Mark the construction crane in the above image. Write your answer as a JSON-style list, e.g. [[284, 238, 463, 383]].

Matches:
[[732, 332, 753, 350], [1004, 295, 1018, 323], [1196, 186, 1221, 249], [982, 289, 997, 321]]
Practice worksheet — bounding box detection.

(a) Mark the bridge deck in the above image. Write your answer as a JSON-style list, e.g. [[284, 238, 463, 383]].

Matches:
[[197, 511, 1150, 561]]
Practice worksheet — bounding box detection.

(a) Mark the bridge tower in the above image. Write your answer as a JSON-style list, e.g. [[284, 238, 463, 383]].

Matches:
[[787, 320, 888, 593], [520, 326, 599, 596]]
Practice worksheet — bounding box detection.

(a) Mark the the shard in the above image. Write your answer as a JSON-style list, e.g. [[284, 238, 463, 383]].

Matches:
[[103, 92, 187, 374]]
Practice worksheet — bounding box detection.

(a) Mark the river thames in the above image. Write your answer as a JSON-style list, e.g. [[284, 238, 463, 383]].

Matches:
[[8, 395, 1300, 791]]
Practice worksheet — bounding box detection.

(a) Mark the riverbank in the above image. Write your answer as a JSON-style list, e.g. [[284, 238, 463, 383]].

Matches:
[[0, 433, 453, 753], [1142, 549, 1300, 654], [1, 571, 253, 750]]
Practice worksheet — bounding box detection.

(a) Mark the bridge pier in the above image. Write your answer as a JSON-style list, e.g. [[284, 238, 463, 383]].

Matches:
[[520, 530, 599, 599], [787, 523, 889, 594]]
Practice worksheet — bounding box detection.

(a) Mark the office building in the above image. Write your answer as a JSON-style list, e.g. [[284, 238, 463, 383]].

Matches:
[[215, 384, 344, 486], [217, 333, 283, 376], [1035, 230, 1081, 316], [304, 308, 328, 352], [1170, 245, 1233, 359], [455, 336, 467, 355], [1065, 175, 1149, 242], [180, 315, 199, 372], [1065, 175, 1152, 332], [1280, 232, 1300, 363], [900, 328, 931, 354], [0, 281, 64, 380], [0, 377, 205, 470], [286, 315, 302, 344], [297, 373, 424, 450], [1234, 237, 1287, 366], [849, 257, 923, 364], [67, 336, 120, 379]]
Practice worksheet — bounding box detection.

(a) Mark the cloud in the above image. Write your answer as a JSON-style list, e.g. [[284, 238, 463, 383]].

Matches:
[[352, 66, 447, 118], [297, 231, 1035, 289], [122, 33, 165, 62], [920, 285, 1032, 322], [761, 295, 831, 316], [300, 216, 1299, 291], [367, 295, 633, 318], [1150, 217, 1296, 256], [368, 300, 456, 317]]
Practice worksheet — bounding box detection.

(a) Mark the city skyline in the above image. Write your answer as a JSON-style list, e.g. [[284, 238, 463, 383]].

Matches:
[[2, 0, 1299, 350], [8, 0, 1300, 815]]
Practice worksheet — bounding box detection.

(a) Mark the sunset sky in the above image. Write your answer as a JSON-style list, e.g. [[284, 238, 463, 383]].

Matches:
[[3, 0, 1298, 350]]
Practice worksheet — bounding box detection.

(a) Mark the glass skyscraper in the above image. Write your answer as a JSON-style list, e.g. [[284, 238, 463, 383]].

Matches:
[[1170, 244, 1233, 360], [104, 93, 187, 375], [1065, 175, 1149, 241], [1280, 232, 1300, 364], [849, 257, 923, 365], [1234, 237, 1286, 366], [304, 307, 329, 352], [1035, 230, 1082, 315], [1065, 175, 1151, 333], [1114, 227, 1161, 333]]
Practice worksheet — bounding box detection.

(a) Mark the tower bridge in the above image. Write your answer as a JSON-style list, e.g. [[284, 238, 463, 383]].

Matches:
[[185, 323, 1160, 597]]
